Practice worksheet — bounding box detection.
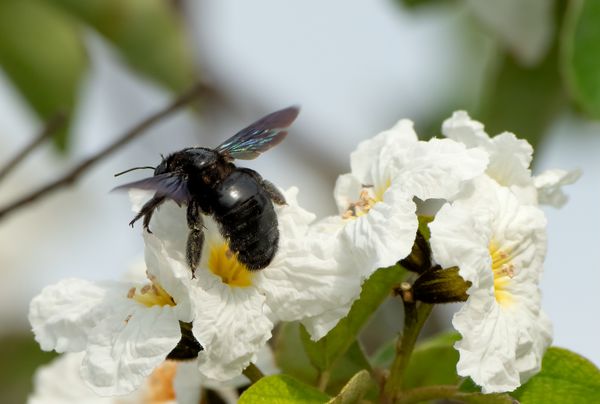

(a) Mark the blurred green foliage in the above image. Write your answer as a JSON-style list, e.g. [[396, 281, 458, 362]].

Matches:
[[0, 0, 87, 150], [397, 0, 600, 152], [0, 334, 56, 403], [562, 0, 600, 119], [0, 0, 196, 151]]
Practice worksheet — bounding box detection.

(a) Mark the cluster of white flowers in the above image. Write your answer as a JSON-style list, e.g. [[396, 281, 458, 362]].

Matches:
[[28, 110, 579, 400]]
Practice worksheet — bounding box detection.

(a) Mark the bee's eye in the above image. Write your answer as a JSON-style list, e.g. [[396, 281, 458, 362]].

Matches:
[[154, 160, 168, 175]]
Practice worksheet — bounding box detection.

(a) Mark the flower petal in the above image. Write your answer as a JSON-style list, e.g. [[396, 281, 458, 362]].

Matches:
[[396, 138, 488, 200], [81, 303, 181, 395], [28, 279, 124, 353], [533, 168, 581, 208], [350, 119, 418, 184], [453, 290, 520, 393], [191, 271, 273, 381], [342, 185, 417, 276]]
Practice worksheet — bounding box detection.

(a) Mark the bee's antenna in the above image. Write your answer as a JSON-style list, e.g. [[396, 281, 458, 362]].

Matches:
[[114, 166, 155, 177]]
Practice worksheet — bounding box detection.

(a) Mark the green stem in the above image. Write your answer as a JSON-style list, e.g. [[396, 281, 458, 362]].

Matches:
[[242, 362, 265, 384], [381, 300, 433, 403], [317, 369, 331, 391], [395, 385, 459, 404]]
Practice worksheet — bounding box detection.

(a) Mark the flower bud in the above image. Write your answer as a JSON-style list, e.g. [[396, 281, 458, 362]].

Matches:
[[399, 230, 431, 274], [412, 266, 471, 303], [167, 321, 203, 360]]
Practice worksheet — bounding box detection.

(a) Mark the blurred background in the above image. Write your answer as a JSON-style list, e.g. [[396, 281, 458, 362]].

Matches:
[[0, 0, 598, 401]]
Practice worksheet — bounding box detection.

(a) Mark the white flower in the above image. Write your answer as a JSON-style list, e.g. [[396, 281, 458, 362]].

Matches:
[[28, 350, 269, 404], [442, 111, 580, 207], [334, 119, 488, 278], [28, 352, 202, 404], [144, 187, 353, 380], [429, 176, 552, 393], [533, 168, 582, 208], [28, 259, 193, 395]]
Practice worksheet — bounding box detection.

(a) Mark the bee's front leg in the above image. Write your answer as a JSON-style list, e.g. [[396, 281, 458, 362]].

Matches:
[[129, 195, 166, 233], [186, 200, 205, 278]]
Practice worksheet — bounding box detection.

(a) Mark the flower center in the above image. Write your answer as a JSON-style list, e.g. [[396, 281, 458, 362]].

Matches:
[[127, 273, 176, 307], [144, 361, 177, 402], [342, 180, 390, 220], [208, 242, 253, 287], [489, 240, 515, 307]]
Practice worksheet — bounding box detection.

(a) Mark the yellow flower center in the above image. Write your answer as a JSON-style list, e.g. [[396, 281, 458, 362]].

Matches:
[[342, 179, 390, 220], [144, 361, 177, 402], [489, 240, 515, 307], [208, 242, 253, 287], [127, 274, 176, 307]]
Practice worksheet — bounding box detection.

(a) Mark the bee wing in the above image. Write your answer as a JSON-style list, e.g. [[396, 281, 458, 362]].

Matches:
[[112, 173, 190, 205], [216, 106, 299, 160]]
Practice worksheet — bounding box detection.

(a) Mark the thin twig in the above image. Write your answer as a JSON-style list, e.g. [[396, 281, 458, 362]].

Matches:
[[0, 112, 67, 183], [381, 290, 434, 403], [242, 362, 265, 384], [0, 82, 208, 222]]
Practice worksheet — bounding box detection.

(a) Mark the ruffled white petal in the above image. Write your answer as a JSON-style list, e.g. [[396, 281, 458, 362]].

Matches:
[[442, 111, 533, 187], [395, 138, 488, 200], [342, 185, 417, 275], [350, 119, 418, 184], [28, 279, 125, 353], [81, 303, 181, 395], [453, 291, 520, 393], [191, 270, 274, 381], [533, 168, 581, 208], [430, 176, 551, 393]]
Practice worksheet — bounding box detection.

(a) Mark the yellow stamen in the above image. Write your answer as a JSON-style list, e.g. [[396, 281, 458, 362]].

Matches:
[[127, 274, 176, 307], [489, 240, 515, 307], [208, 243, 253, 287], [342, 178, 391, 220]]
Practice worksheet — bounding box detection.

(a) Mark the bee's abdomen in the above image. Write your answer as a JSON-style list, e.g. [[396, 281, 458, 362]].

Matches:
[[213, 171, 279, 270]]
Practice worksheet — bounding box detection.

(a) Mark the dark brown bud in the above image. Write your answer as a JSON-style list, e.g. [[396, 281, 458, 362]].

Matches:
[[413, 266, 471, 304], [399, 230, 431, 274]]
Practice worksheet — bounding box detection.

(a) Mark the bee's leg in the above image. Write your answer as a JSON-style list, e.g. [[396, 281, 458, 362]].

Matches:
[[238, 168, 287, 205], [129, 195, 166, 233], [260, 178, 287, 205], [186, 200, 204, 278]]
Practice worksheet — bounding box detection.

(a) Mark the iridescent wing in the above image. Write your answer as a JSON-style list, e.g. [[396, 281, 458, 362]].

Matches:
[[216, 106, 300, 160], [112, 173, 190, 205]]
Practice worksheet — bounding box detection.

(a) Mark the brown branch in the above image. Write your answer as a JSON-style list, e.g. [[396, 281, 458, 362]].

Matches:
[[0, 112, 67, 183], [0, 82, 208, 222]]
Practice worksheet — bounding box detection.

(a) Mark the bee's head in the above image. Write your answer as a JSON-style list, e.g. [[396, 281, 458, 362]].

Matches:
[[154, 155, 169, 176]]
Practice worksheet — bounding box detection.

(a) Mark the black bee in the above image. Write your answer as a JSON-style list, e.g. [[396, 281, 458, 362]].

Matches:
[[115, 106, 299, 275]]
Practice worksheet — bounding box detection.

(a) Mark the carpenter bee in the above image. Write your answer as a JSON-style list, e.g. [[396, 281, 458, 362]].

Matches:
[[114, 106, 299, 275]]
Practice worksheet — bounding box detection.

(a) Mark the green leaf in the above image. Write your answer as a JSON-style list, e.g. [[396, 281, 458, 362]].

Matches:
[[562, 0, 600, 118], [239, 375, 330, 404], [0, 0, 87, 150], [404, 332, 461, 388], [275, 322, 318, 386], [513, 347, 600, 404], [328, 370, 372, 404], [275, 322, 372, 395], [49, 0, 196, 92], [479, 46, 564, 150], [301, 265, 407, 373], [372, 332, 461, 388]]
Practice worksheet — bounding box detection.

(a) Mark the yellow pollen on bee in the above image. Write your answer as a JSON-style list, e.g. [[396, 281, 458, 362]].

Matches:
[[489, 240, 515, 307], [127, 274, 176, 308], [342, 179, 391, 220], [208, 243, 253, 287]]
